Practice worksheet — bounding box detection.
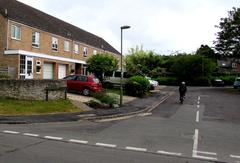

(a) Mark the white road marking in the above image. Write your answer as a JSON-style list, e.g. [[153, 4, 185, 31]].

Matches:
[[193, 155, 217, 161], [192, 129, 199, 157], [197, 101, 200, 104], [230, 155, 240, 159], [157, 150, 182, 156], [3, 130, 20, 134], [96, 143, 116, 148], [69, 139, 88, 144], [23, 133, 39, 137], [44, 136, 63, 140], [196, 111, 200, 122], [196, 150, 217, 156], [198, 96, 200, 101], [197, 105, 200, 108], [126, 146, 147, 152]]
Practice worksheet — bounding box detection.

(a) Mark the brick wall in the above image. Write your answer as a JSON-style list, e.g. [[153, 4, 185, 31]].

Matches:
[[0, 79, 66, 100]]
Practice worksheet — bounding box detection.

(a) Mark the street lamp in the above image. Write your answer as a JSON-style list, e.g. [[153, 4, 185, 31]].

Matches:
[[120, 25, 130, 107]]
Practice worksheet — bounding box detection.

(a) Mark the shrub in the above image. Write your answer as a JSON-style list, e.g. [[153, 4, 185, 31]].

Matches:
[[0, 72, 10, 79], [93, 91, 118, 107], [211, 75, 236, 86], [192, 77, 211, 86], [125, 76, 150, 97], [156, 77, 178, 85]]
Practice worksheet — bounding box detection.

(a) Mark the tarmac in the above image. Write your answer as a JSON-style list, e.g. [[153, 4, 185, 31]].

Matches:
[[0, 87, 173, 124]]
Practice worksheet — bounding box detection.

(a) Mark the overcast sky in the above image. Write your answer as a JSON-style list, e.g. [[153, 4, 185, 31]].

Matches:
[[18, 0, 239, 55]]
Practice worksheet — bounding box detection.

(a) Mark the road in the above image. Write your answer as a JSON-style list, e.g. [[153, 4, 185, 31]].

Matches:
[[0, 87, 239, 163]]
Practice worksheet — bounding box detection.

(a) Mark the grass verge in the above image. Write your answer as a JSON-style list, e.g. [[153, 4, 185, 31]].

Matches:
[[0, 98, 82, 116]]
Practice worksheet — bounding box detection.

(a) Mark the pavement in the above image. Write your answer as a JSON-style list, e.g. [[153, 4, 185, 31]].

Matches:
[[0, 86, 173, 124]]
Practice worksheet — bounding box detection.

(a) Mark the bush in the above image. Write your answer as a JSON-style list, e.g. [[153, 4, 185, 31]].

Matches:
[[211, 75, 236, 86], [0, 72, 9, 79], [156, 77, 178, 85], [92, 91, 118, 107], [192, 77, 211, 86], [125, 76, 150, 97]]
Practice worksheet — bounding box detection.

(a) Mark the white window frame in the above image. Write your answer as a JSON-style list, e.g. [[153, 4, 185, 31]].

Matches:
[[32, 32, 40, 48], [83, 47, 88, 57], [74, 44, 79, 54], [11, 25, 21, 40], [64, 41, 70, 52], [52, 37, 58, 52], [93, 50, 97, 55]]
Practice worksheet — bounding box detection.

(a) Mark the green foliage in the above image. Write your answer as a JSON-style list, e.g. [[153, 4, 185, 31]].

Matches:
[[0, 72, 10, 79], [214, 7, 240, 57], [211, 75, 236, 85], [125, 75, 150, 97], [87, 54, 118, 80], [196, 45, 217, 60], [93, 91, 118, 107], [155, 77, 178, 85]]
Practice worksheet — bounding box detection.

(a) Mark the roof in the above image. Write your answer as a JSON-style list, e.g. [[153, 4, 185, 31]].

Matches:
[[0, 0, 120, 55]]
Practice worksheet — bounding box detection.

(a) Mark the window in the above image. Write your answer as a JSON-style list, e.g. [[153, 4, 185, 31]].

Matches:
[[32, 32, 40, 48], [74, 44, 79, 54], [52, 37, 58, 51], [11, 25, 21, 40], [83, 47, 88, 57], [93, 50, 97, 55], [232, 63, 237, 68], [64, 41, 70, 52], [20, 55, 26, 76]]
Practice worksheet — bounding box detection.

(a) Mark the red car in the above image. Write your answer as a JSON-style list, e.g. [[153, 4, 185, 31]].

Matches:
[[64, 75, 102, 96]]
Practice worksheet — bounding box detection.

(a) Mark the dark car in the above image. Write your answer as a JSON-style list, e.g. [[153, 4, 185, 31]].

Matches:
[[64, 75, 102, 96], [233, 77, 240, 89], [212, 79, 225, 87]]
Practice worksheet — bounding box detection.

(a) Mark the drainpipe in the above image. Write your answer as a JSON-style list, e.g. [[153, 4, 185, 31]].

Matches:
[[6, 18, 9, 50]]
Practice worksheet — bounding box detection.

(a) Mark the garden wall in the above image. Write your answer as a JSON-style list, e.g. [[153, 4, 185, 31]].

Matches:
[[0, 80, 66, 100]]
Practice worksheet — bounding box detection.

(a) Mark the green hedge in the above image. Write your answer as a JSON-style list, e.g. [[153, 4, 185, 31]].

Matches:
[[211, 75, 236, 86], [125, 76, 150, 97], [155, 77, 178, 85]]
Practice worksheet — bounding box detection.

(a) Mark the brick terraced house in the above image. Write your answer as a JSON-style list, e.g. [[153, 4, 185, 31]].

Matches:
[[0, 0, 120, 79]]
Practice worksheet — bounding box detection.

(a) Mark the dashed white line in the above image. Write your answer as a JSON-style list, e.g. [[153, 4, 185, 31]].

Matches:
[[126, 146, 147, 152], [44, 136, 63, 140], [96, 143, 117, 148], [69, 139, 88, 144], [197, 101, 200, 104], [230, 155, 240, 159], [23, 133, 39, 137], [198, 96, 201, 101], [196, 111, 200, 122], [197, 105, 200, 109], [157, 150, 182, 156], [196, 150, 217, 156], [3, 130, 20, 134], [192, 129, 199, 157], [193, 155, 217, 161]]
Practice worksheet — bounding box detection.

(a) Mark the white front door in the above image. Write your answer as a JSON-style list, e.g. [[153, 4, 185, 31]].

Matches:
[[58, 64, 66, 79], [25, 57, 33, 79], [43, 63, 54, 79]]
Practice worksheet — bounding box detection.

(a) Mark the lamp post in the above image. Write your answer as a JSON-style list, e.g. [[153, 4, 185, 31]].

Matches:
[[120, 25, 130, 107]]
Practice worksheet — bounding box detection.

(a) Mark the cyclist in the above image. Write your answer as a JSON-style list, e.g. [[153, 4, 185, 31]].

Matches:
[[179, 82, 187, 103]]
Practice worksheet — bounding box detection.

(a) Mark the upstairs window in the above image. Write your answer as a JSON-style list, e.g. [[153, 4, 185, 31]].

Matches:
[[11, 25, 21, 40], [83, 47, 88, 57], [32, 32, 40, 48], [52, 37, 58, 51], [64, 41, 70, 52], [93, 50, 97, 55], [74, 44, 79, 54]]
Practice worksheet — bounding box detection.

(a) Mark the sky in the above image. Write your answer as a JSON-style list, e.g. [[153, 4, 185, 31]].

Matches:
[[18, 0, 239, 55]]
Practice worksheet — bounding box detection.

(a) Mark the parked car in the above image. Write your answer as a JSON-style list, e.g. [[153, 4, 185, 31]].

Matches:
[[145, 77, 159, 90], [103, 71, 130, 88], [233, 77, 240, 89], [64, 75, 102, 96], [212, 79, 225, 87]]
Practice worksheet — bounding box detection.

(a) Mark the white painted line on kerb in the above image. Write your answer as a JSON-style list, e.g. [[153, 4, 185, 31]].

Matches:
[[157, 150, 182, 156], [23, 133, 39, 137], [192, 129, 199, 157], [69, 139, 88, 144], [196, 111, 200, 122], [230, 155, 240, 159], [96, 143, 117, 148], [196, 150, 217, 156], [3, 130, 20, 134], [193, 155, 217, 161], [44, 136, 63, 140], [126, 146, 147, 152]]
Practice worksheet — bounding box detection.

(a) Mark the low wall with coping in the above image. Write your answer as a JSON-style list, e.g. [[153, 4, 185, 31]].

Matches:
[[0, 80, 67, 100]]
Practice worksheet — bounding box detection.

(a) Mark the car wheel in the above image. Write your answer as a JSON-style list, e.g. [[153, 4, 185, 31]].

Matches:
[[82, 88, 90, 96]]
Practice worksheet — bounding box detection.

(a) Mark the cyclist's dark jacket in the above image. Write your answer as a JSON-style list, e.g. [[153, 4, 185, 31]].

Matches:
[[179, 84, 187, 95]]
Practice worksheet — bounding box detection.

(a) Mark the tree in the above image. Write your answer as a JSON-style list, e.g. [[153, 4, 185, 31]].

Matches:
[[214, 7, 240, 58], [196, 45, 216, 59], [86, 54, 118, 81]]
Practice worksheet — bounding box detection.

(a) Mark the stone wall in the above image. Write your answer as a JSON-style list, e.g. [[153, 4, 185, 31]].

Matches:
[[0, 80, 66, 100]]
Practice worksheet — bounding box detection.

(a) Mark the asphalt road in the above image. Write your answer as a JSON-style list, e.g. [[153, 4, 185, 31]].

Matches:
[[0, 86, 239, 163]]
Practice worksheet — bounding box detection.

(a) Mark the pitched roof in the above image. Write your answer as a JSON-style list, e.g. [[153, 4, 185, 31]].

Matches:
[[0, 0, 120, 55]]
